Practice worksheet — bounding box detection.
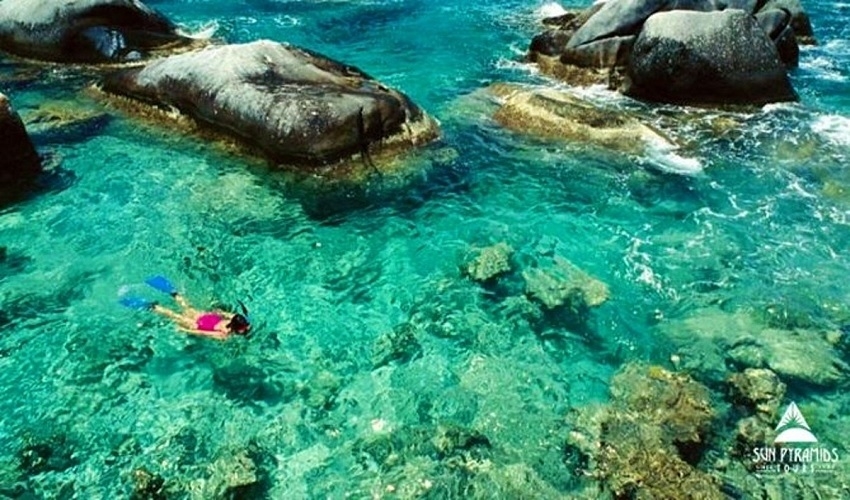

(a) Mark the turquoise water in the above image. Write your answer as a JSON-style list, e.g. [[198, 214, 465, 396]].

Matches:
[[2, 0, 850, 497]]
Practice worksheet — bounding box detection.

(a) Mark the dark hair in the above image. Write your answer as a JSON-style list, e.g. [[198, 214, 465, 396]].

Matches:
[[227, 313, 251, 335]]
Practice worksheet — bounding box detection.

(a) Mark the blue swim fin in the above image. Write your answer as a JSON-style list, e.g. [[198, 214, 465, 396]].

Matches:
[[145, 275, 177, 295], [119, 296, 155, 310]]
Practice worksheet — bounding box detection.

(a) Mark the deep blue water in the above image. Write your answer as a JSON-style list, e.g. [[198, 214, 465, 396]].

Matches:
[[1, 0, 849, 497]]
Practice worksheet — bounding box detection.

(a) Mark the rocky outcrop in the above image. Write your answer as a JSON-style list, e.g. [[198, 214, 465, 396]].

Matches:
[[528, 0, 814, 106], [0, 0, 198, 63], [101, 41, 440, 169], [0, 93, 41, 190], [624, 10, 797, 105], [761, 0, 816, 45]]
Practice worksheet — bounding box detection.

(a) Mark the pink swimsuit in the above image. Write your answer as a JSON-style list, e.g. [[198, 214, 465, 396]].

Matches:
[[196, 313, 223, 331]]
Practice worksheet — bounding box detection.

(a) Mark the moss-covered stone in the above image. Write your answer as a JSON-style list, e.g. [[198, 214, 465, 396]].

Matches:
[[21, 100, 110, 143]]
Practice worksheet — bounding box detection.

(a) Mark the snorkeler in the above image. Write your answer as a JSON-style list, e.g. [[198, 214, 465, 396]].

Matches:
[[120, 276, 251, 340]]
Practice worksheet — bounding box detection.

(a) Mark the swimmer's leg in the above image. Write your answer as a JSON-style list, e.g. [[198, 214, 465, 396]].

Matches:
[[153, 304, 195, 330]]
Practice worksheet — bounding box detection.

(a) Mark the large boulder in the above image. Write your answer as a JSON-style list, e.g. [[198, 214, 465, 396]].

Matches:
[[755, 8, 799, 67], [101, 40, 439, 168], [566, 0, 716, 50], [0, 0, 198, 63], [624, 10, 797, 105], [0, 93, 41, 189], [761, 0, 816, 44], [527, 0, 812, 100]]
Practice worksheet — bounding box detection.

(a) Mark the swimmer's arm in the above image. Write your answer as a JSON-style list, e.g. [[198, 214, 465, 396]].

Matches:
[[177, 326, 227, 340]]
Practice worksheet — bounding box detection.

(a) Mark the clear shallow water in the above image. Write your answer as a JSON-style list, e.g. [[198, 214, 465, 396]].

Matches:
[[1, 0, 850, 497]]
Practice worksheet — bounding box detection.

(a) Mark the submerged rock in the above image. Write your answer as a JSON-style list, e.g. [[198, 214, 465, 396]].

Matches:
[[523, 255, 609, 311], [490, 83, 680, 156], [660, 309, 849, 386], [372, 323, 422, 369], [0, 0, 198, 63], [101, 40, 439, 169], [0, 92, 41, 191], [22, 100, 111, 143], [727, 368, 786, 421], [131, 467, 166, 500], [186, 450, 260, 498], [727, 328, 849, 386], [566, 364, 722, 498], [462, 242, 514, 283], [301, 369, 342, 411], [611, 364, 715, 447], [727, 368, 786, 460], [624, 10, 797, 106]]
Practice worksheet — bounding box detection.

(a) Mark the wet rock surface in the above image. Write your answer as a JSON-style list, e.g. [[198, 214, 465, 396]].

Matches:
[[624, 10, 797, 105], [528, 0, 813, 106], [0, 92, 41, 198], [101, 40, 440, 169], [0, 0, 198, 63], [490, 83, 680, 155]]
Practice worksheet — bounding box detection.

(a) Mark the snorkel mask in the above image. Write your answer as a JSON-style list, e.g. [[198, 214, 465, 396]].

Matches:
[[227, 300, 251, 335]]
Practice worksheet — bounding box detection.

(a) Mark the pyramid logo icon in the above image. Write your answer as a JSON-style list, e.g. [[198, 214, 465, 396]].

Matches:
[[774, 402, 818, 444]]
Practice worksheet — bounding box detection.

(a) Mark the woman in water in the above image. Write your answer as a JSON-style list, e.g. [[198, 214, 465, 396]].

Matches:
[[153, 292, 251, 340], [121, 276, 251, 339]]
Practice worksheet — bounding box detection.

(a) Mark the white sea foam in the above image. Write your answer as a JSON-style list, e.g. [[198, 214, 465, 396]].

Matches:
[[643, 136, 704, 175], [273, 15, 301, 28], [535, 2, 567, 19], [812, 114, 850, 147], [800, 56, 848, 82], [822, 39, 850, 55], [178, 21, 219, 40]]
